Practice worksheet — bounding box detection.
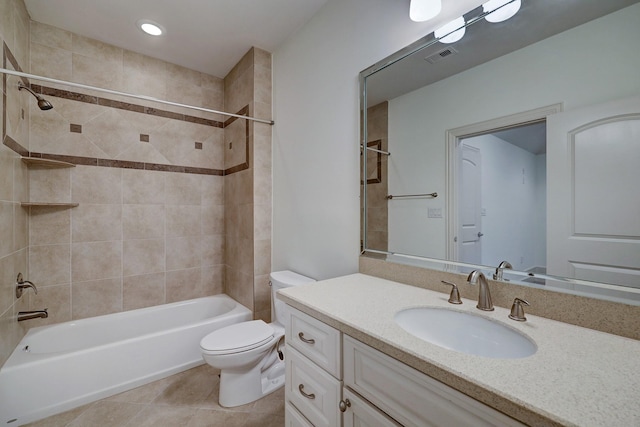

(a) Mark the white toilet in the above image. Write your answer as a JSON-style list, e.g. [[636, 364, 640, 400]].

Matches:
[[200, 270, 315, 407]]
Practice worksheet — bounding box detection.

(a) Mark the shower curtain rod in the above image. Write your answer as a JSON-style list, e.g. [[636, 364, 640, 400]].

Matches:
[[0, 68, 274, 125]]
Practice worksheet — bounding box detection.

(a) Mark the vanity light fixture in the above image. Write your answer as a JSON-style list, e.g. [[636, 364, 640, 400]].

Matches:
[[434, 16, 466, 43], [137, 19, 164, 36], [409, 0, 442, 22], [483, 0, 521, 23]]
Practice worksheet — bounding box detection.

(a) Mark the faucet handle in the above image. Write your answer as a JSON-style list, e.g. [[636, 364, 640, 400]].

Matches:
[[441, 281, 462, 305], [15, 273, 38, 298], [508, 298, 530, 322], [493, 261, 513, 280]]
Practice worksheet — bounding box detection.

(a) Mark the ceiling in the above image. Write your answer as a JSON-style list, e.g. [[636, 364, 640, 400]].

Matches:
[[24, 0, 329, 78], [486, 122, 546, 155]]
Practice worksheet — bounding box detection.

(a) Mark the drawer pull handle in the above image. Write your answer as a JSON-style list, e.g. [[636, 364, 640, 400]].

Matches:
[[298, 332, 315, 344], [298, 384, 316, 399], [339, 399, 352, 412]]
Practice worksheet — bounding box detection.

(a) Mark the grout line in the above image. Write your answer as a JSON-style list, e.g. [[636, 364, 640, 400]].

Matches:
[[120, 167, 124, 312], [163, 171, 167, 304], [69, 168, 74, 320]]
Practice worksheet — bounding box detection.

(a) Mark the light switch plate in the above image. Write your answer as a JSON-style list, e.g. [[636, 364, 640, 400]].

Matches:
[[428, 208, 442, 218]]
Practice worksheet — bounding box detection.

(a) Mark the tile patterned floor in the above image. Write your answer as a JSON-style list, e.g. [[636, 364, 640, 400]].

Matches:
[[24, 364, 284, 427]]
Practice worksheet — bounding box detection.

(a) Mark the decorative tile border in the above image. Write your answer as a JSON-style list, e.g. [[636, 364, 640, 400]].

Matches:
[[223, 106, 251, 175], [2, 42, 251, 176], [2, 42, 6, 144], [27, 152, 224, 175], [363, 139, 382, 184], [2, 41, 29, 156], [31, 84, 225, 129]]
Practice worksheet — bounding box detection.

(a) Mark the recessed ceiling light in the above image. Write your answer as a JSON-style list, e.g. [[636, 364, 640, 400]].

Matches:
[[137, 19, 164, 36]]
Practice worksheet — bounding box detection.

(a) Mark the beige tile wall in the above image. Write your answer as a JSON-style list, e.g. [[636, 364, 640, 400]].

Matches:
[[362, 102, 388, 252], [21, 20, 232, 330], [253, 48, 273, 322], [224, 48, 273, 322], [224, 47, 254, 312], [29, 21, 226, 169], [26, 167, 225, 321], [0, 0, 31, 366]]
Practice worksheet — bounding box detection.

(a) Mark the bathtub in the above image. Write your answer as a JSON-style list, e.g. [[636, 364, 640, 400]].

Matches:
[[0, 294, 251, 426]]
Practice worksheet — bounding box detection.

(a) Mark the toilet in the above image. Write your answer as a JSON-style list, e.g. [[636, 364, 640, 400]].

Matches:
[[200, 270, 315, 407]]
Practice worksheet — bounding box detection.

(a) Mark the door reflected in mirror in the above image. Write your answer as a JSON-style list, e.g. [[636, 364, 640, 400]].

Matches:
[[456, 121, 546, 271]]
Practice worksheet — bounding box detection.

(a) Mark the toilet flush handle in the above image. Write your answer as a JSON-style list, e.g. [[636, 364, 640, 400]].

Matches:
[[276, 336, 285, 360]]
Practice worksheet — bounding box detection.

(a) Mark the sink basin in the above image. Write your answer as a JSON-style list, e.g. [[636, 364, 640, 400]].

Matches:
[[394, 307, 537, 359]]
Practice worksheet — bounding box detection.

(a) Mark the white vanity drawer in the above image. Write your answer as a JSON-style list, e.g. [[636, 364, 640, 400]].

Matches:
[[285, 402, 314, 427], [286, 346, 341, 427], [343, 336, 525, 427], [342, 387, 401, 427], [287, 307, 341, 378]]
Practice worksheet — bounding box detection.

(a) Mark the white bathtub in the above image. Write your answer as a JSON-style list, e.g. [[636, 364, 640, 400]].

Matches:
[[0, 294, 251, 426]]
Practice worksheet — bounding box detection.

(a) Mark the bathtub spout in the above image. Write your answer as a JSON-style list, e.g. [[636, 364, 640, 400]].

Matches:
[[18, 309, 48, 322]]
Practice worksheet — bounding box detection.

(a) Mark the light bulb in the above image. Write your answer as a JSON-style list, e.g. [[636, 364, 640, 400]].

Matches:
[[434, 17, 466, 44], [410, 0, 442, 22], [483, 0, 521, 23]]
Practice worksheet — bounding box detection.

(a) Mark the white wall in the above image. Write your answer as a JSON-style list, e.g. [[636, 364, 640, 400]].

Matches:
[[388, 4, 640, 262], [463, 134, 545, 271], [271, 0, 483, 280], [533, 154, 546, 270]]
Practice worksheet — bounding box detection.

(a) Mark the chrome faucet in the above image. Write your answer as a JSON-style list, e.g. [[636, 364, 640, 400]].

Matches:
[[493, 261, 513, 281], [17, 309, 48, 322], [467, 270, 494, 311], [15, 273, 38, 298]]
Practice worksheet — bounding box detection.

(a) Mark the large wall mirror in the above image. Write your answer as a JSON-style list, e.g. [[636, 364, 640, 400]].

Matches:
[[360, 0, 640, 304]]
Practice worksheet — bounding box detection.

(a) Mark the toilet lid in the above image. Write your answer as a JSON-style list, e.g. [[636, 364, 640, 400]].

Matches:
[[200, 320, 274, 354]]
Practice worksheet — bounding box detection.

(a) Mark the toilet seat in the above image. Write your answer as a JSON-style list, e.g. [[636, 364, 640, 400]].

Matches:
[[201, 320, 274, 355]]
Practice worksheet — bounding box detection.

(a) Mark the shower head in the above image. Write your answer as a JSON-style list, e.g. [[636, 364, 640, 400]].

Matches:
[[18, 82, 53, 110]]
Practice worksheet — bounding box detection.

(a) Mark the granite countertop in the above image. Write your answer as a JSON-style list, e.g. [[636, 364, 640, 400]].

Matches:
[[277, 273, 640, 427]]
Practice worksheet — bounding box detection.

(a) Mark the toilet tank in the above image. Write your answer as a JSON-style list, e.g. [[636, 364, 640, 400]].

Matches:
[[270, 270, 315, 328]]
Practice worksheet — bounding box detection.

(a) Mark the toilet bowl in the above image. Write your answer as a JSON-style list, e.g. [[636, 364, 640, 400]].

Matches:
[[200, 270, 315, 407]]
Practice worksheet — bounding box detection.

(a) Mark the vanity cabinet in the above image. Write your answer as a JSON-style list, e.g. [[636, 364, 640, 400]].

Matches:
[[285, 305, 526, 427], [341, 387, 401, 427], [285, 307, 341, 427], [287, 306, 341, 377], [286, 346, 341, 427], [343, 336, 524, 427], [285, 402, 314, 427]]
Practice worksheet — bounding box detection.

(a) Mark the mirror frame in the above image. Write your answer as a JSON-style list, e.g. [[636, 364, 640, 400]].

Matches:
[[359, 2, 640, 306]]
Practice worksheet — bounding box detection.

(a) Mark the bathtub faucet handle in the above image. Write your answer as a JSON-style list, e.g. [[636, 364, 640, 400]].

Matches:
[[15, 273, 38, 298]]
